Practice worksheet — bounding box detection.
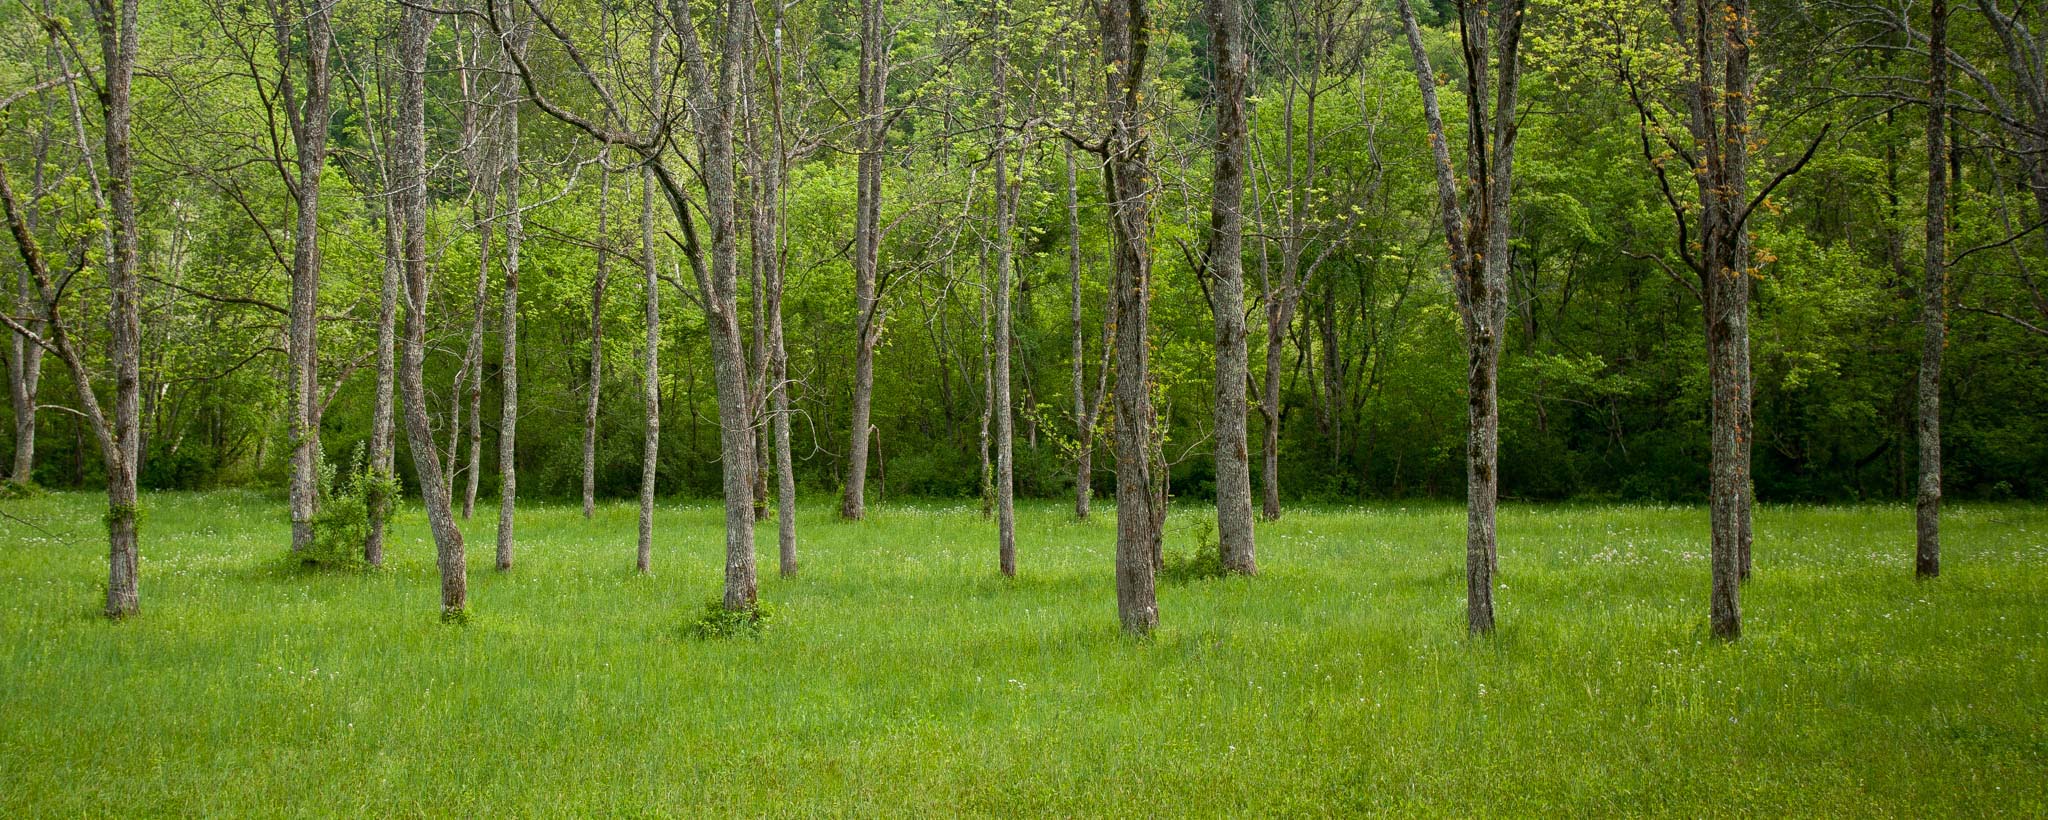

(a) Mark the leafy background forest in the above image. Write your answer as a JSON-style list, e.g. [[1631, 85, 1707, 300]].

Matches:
[[1, 0, 2045, 515]]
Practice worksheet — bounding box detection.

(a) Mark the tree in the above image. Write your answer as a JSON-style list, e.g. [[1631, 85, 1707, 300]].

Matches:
[[1094, 0, 1160, 636], [582, 144, 611, 521], [275, 0, 335, 556], [1205, 0, 1256, 574], [842, 0, 891, 521], [1397, 0, 1527, 634], [1916, 0, 1948, 579], [0, 0, 142, 617], [991, 0, 1019, 576], [393, 2, 469, 619], [493, 5, 527, 571]]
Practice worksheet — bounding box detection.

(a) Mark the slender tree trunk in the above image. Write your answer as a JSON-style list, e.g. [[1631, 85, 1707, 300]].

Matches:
[[394, 5, 467, 619], [1099, 0, 1159, 636], [1703, 0, 1754, 640], [89, 0, 143, 619], [1207, 0, 1256, 574], [283, 0, 334, 555], [1916, 0, 1948, 579], [495, 19, 524, 571], [979, 255, 995, 519], [842, 0, 888, 521], [669, 0, 759, 610], [1399, 0, 1524, 635], [992, 28, 1018, 576], [582, 145, 610, 519], [367, 207, 398, 567], [1261, 300, 1285, 520], [638, 163, 660, 574], [1065, 144, 1093, 521]]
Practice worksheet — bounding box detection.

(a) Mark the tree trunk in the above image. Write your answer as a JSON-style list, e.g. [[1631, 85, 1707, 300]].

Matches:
[[638, 162, 661, 575], [582, 145, 611, 520], [1206, 0, 1256, 574], [992, 31, 1017, 577], [841, 0, 888, 521], [669, 0, 759, 611], [1065, 143, 1093, 522], [1099, 0, 1159, 637], [1703, 0, 1755, 640], [1916, 0, 1948, 580], [367, 205, 398, 567], [94, 0, 143, 619], [1398, 0, 1524, 635], [283, 0, 334, 555], [395, 4, 467, 619], [1260, 302, 1284, 521], [495, 18, 524, 571]]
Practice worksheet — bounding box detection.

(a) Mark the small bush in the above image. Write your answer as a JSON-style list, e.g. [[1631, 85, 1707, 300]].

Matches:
[[1160, 521, 1227, 585], [685, 598, 774, 639], [301, 446, 396, 571]]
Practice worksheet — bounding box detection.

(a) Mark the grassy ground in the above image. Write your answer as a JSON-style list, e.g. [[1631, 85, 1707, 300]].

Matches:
[[0, 491, 2043, 816]]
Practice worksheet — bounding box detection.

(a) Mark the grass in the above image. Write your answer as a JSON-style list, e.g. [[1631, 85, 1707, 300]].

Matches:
[[1, 491, 2044, 816]]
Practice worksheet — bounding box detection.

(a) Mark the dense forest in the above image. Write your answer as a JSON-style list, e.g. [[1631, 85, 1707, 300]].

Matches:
[[2, 0, 2045, 632]]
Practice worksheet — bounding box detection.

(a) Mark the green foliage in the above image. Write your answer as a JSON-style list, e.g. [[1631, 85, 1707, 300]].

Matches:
[[299, 446, 395, 572], [1159, 520, 1226, 585], [684, 597, 775, 640]]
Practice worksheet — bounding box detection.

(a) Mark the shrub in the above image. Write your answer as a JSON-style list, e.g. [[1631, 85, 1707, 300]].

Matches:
[[300, 445, 396, 571], [685, 598, 774, 639], [1160, 520, 1227, 585]]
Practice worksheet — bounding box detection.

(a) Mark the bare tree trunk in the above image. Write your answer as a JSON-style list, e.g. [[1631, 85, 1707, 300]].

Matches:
[[1916, 0, 1948, 579], [1399, 0, 1525, 636], [367, 207, 398, 567], [1703, 0, 1754, 640], [1260, 299, 1284, 521], [841, 0, 888, 521], [282, 0, 334, 555], [747, 25, 798, 576], [6, 119, 44, 485], [1065, 143, 1092, 521], [992, 26, 1017, 576], [637, 162, 660, 574], [1206, 0, 1256, 574], [978, 256, 995, 519], [394, 4, 467, 619], [92, 0, 143, 619], [494, 15, 524, 571], [670, 0, 759, 611], [582, 145, 610, 519], [1099, 0, 1159, 637]]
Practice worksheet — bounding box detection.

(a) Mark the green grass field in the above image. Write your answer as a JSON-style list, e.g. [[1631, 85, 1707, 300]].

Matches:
[[1, 491, 2043, 815]]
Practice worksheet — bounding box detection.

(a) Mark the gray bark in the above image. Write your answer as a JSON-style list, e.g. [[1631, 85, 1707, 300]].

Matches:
[[280, 0, 334, 556], [1398, 0, 1526, 635], [1917, 0, 1947, 579], [841, 0, 888, 521], [1066, 144, 1093, 521], [1206, 0, 1256, 574], [495, 14, 525, 571], [582, 145, 610, 519], [992, 27, 1017, 577], [638, 163, 660, 574], [368, 202, 398, 567], [96, 0, 142, 619], [1099, 0, 1159, 637], [394, 4, 468, 619]]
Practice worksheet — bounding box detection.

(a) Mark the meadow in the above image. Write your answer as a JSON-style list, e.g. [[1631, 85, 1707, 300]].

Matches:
[[1, 491, 2044, 815]]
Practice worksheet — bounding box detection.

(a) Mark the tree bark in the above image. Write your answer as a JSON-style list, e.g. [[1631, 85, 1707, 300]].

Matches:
[[670, 0, 760, 611], [1206, 0, 1256, 575], [582, 145, 611, 519], [1065, 143, 1094, 521], [841, 0, 888, 521], [992, 24, 1018, 577], [94, 0, 143, 619], [367, 202, 398, 567], [1917, 0, 1947, 579], [281, 0, 334, 555], [1398, 0, 1526, 636], [1099, 0, 1159, 637], [394, 4, 468, 619], [638, 162, 660, 574], [494, 14, 525, 571]]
